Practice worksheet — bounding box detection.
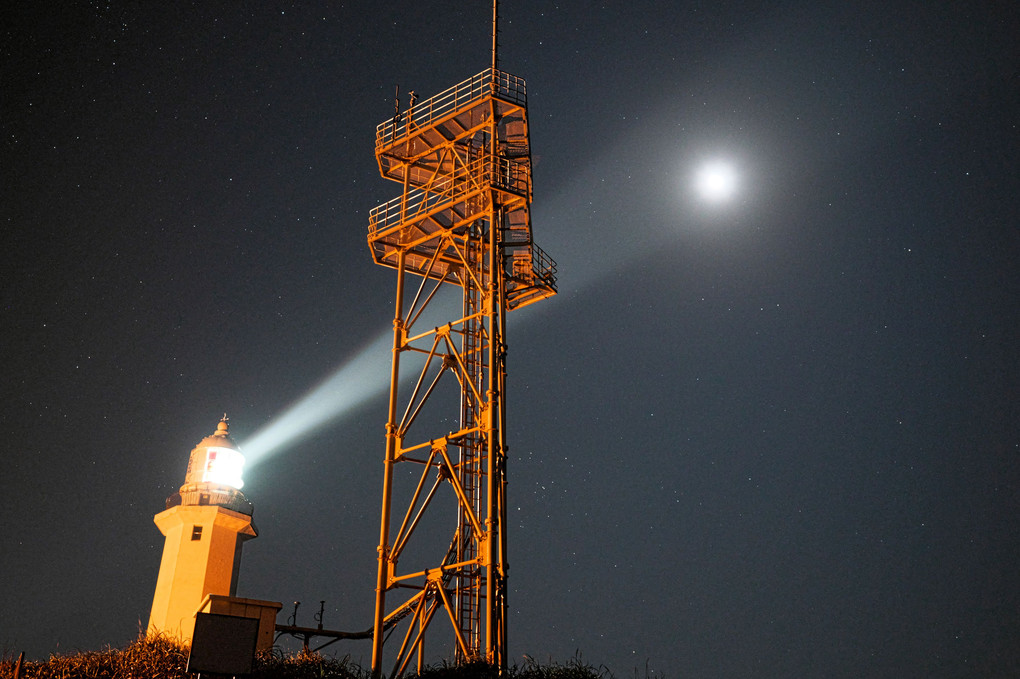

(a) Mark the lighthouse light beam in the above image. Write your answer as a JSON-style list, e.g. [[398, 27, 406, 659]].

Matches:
[[240, 332, 392, 469]]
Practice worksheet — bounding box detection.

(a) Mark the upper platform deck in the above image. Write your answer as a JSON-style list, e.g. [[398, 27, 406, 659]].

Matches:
[[375, 69, 529, 185], [368, 67, 555, 309]]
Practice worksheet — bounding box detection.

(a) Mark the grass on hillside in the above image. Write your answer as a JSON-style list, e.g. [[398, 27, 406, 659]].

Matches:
[[0, 635, 611, 679]]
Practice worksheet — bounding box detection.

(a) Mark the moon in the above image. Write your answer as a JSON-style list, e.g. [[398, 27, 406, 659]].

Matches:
[[694, 161, 738, 202]]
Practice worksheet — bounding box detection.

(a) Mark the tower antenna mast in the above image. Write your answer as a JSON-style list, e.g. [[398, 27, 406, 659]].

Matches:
[[491, 0, 499, 73]]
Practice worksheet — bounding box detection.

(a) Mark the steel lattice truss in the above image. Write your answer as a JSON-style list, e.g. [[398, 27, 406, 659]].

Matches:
[[367, 69, 555, 678]]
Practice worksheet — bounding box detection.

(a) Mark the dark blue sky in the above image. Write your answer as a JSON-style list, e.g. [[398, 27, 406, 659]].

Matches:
[[3, 2, 1018, 677]]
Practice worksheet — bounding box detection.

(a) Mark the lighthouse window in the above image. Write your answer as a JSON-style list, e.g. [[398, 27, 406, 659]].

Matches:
[[191, 525, 203, 541]]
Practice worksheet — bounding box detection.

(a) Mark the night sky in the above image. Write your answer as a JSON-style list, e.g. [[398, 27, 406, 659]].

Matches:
[[3, 2, 1019, 677]]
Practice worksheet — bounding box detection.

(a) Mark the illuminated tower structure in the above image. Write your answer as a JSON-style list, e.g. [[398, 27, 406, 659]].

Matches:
[[367, 48, 557, 676], [148, 417, 256, 645]]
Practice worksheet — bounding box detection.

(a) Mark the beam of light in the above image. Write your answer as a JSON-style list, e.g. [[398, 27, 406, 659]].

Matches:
[[240, 332, 393, 469], [236, 179, 658, 472]]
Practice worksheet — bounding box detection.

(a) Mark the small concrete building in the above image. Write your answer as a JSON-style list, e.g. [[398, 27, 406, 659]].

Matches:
[[147, 417, 277, 647]]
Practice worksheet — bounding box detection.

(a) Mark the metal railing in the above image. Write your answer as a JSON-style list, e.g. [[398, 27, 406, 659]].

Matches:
[[376, 68, 527, 151], [369, 154, 530, 236], [529, 241, 557, 286], [166, 488, 254, 516], [505, 241, 558, 309]]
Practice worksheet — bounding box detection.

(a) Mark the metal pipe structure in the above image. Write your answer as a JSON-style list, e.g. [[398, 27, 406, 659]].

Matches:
[[366, 66, 556, 677]]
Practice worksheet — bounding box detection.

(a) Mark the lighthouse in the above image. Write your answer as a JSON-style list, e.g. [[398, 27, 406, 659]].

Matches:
[[147, 416, 257, 644]]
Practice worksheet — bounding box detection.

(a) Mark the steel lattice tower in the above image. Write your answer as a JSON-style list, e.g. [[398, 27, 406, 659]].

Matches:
[[367, 64, 556, 677]]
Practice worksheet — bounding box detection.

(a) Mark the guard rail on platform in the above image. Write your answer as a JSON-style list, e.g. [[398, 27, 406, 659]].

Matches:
[[375, 68, 527, 152]]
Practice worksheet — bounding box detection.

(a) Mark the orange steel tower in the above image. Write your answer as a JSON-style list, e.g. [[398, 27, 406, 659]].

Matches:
[[367, 56, 556, 676]]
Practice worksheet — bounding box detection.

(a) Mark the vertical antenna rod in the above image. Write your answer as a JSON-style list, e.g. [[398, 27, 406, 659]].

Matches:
[[491, 0, 499, 73]]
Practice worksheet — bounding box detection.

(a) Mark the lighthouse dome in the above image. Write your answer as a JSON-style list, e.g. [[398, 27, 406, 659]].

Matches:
[[195, 418, 239, 451]]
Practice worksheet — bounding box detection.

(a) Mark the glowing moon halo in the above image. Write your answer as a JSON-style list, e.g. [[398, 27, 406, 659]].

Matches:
[[694, 161, 738, 202]]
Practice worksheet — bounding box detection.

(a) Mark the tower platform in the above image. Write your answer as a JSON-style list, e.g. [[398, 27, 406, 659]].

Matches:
[[368, 68, 556, 310]]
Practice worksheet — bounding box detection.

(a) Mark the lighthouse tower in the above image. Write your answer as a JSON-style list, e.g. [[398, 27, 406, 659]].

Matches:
[[147, 416, 257, 644]]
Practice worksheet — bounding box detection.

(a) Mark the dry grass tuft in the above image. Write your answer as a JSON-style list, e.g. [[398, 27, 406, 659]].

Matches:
[[0, 634, 188, 678], [0, 636, 364, 679]]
